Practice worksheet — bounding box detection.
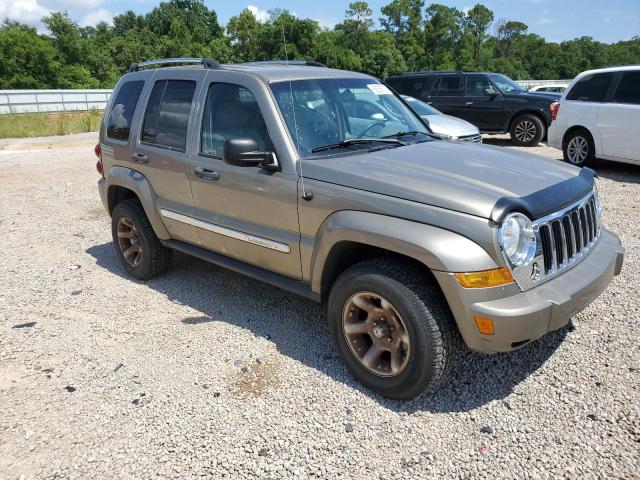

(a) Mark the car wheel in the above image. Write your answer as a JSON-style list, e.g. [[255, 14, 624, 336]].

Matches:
[[327, 258, 461, 399], [111, 199, 172, 280], [563, 129, 596, 168], [510, 114, 545, 146]]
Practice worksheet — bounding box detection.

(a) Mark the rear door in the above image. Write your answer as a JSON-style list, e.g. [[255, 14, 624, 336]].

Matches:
[[428, 74, 467, 119], [132, 70, 204, 245], [598, 70, 640, 163], [463, 74, 506, 130]]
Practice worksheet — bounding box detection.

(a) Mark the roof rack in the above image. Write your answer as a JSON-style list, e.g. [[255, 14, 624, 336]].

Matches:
[[241, 60, 328, 68], [127, 58, 221, 73], [399, 70, 463, 75]]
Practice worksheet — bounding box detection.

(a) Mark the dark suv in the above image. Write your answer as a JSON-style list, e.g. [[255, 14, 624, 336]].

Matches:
[[386, 71, 560, 146]]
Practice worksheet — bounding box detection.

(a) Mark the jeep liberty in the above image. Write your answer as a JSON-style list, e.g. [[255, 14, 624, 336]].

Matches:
[[96, 58, 624, 399]]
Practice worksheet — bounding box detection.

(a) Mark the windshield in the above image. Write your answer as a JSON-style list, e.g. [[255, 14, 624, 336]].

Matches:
[[270, 78, 428, 157], [487, 74, 524, 93], [402, 96, 440, 116]]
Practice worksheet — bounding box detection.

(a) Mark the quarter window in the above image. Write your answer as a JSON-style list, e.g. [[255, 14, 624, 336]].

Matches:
[[200, 83, 272, 157], [613, 71, 640, 105], [436, 75, 462, 96], [566, 73, 615, 102], [106, 81, 144, 141], [141, 80, 196, 151]]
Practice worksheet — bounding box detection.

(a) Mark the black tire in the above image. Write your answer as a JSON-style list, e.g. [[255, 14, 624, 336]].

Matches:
[[327, 258, 461, 399], [510, 113, 545, 146], [111, 199, 171, 280], [563, 128, 596, 168]]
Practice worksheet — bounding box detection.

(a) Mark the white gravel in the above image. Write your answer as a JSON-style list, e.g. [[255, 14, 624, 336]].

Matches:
[[0, 133, 638, 479]]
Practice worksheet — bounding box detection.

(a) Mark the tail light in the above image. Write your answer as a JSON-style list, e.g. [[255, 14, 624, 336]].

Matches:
[[550, 102, 560, 121], [94, 143, 104, 177]]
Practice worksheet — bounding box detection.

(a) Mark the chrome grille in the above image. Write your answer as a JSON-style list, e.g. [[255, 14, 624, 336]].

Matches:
[[507, 190, 601, 290], [536, 193, 600, 275], [458, 134, 482, 143]]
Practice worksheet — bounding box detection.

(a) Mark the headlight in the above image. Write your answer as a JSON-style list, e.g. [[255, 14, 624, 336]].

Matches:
[[499, 213, 537, 267]]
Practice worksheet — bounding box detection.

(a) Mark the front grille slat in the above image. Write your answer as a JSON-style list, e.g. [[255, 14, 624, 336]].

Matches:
[[536, 192, 600, 276]]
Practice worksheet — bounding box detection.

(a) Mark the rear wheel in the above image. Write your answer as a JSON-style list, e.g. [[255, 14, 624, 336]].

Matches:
[[563, 129, 596, 168], [327, 258, 461, 399], [111, 199, 171, 280], [510, 113, 545, 146]]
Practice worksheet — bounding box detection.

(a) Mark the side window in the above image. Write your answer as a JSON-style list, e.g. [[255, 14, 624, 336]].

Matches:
[[141, 80, 196, 151], [465, 75, 493, 96], [613, 71, 640, 105], [106, 80, 144, 141], [436, 75, 462, 96], [200, 83, 272, 158], [566, 73, 615, 102]]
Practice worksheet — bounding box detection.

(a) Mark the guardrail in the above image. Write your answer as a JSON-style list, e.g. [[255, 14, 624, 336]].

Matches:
[[0, 89, 112, 114], [517, 80, 571, 89]]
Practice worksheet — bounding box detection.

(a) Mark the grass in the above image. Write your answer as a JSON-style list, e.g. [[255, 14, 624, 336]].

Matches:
[[0, 110, 104, 139]]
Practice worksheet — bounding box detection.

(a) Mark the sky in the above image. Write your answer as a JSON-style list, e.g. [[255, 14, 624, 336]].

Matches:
[[2, 0, 639, 44]]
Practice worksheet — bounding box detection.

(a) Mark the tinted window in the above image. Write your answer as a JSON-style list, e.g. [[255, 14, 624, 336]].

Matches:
[[465, 75, 494, 96], [388, 76, 437, 99], [436, 75, 461, 96], [141, 80, 196, 151], [106, 81, 144, 141], [613, 71, 640, 105], [201, 83, 272, 157], [566, 73, 615, 102]]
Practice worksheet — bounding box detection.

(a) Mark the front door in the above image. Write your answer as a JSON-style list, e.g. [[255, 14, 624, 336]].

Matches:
[[463, 74, 506, 130], [132, 70, 204, 245], [188, 79, 302, 279]]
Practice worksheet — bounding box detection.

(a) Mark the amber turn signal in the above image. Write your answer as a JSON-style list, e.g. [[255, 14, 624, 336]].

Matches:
[[474, 315, 495, 335], [455, 267, 513, 288]]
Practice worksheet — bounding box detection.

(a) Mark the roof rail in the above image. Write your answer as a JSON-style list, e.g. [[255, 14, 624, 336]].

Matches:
[[127, 58, 221, 72], [399, 70, 463, 75], [241, 60, 328, 68]]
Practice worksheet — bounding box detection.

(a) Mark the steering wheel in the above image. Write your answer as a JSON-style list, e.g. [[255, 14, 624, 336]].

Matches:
[[357, 120, 387, 138]]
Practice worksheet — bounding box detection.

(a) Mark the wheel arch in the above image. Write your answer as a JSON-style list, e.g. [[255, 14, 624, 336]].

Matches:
[[310, 211, 499, 298], [562, 125, 599, 155], [508, 109, 548, 132]]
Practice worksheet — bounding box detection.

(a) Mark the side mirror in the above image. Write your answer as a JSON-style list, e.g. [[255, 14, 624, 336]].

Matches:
[[223, 138, 278, 171], [370, 113, 385, 120]]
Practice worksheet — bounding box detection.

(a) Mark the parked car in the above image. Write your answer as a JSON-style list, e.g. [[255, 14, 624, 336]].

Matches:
[[548, 66, 640, 167], [529, 84, 569, 94], [97, 58, 624, 399], [386, 71, 560, 146], [401, 95, 482, 143]]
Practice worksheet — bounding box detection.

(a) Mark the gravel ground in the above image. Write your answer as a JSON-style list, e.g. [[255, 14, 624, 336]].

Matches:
[[0, 133, 638, 479]]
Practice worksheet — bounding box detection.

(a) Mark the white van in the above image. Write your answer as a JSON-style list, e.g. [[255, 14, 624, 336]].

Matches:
[[548, 66, 640, 167]]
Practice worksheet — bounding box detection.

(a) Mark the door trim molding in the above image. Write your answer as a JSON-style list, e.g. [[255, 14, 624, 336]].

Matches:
[[160, 209, 291, 253]]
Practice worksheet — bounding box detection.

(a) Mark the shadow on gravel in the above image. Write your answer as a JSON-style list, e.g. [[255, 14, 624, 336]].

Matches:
[[594, 160, 640, 184], [87, 242, 570, 414]]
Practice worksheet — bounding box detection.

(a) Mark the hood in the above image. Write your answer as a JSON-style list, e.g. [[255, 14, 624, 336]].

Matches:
[[423, 114, 479, 138], [506, 91, 561, 102], [302, 140, 587, 220]]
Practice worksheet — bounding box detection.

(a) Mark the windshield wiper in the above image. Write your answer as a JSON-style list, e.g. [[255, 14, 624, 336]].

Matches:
[[311, 138, 403, 153], [382, 130, 428, 139]]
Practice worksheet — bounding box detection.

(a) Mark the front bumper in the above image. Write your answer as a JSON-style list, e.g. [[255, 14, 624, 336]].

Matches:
[[434, 230, 624, 353]]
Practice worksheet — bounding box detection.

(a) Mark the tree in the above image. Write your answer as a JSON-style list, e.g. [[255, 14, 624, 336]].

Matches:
[[145, 0, 223, 45], [380, 0, 424, 70], [462, 4, 494, 70], [423, 4, 464, 70]]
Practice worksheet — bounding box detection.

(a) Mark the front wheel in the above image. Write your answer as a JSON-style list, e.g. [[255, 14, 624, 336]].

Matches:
[[327, 258, 461, 399], [510, 114, 545, 146]]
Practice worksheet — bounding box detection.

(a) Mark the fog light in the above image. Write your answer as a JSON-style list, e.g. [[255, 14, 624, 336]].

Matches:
[[455, 267, 513, 288], [474, 315, 495, 335]]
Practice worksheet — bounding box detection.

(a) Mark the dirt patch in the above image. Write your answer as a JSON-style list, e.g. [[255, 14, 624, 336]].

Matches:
[[230, 357, 281, 398]]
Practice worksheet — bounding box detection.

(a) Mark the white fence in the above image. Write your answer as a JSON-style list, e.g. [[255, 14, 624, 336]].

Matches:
[[0, 89, 112, 114], [0, 81, 569, 114]]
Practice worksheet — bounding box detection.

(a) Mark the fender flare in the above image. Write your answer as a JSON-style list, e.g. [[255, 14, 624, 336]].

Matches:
[[309, 210, 499, 294], [105, 166, 170, 240]]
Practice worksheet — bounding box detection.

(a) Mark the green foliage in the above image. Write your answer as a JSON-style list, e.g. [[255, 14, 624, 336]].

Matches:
[[0, 1, 639, 89]]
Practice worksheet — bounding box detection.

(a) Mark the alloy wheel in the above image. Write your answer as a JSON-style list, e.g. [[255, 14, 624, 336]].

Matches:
[[116, 217, 143, 267], [514, 120, 537, 143], [567, 136, 589, 164], [341, 291, 411, 377]]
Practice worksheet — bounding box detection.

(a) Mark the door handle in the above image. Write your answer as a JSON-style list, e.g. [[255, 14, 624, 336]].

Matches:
[[132, 153, 149, 163], [194, 167, 219, 181], [465, 101, 474, 105], [426, 101, 433, 105]]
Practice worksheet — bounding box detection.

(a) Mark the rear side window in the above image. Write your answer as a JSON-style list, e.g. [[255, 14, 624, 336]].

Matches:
[[436, 75, 462, 96], [613, 71, 640, 105], [388, 76, 435, 99], [141, 80, 196, 151], [566, 73, 615, 102], [106, 81, 144, 141]]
